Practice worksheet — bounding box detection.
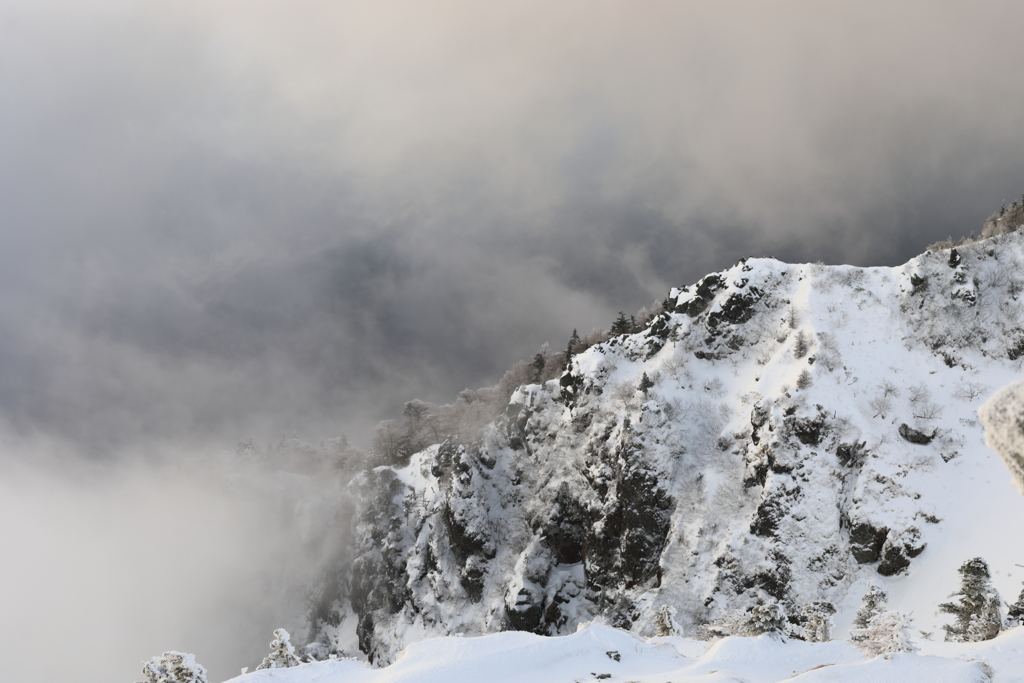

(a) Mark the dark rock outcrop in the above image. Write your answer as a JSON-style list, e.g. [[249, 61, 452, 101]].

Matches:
[[898, 423, 935, 445]]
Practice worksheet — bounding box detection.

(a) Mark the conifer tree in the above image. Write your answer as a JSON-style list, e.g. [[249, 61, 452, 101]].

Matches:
[[850, 582, 888, 643], [745, 601, 786, 637], [256, 628, 302, 670], [1007, 584, 1024, 627], [939, 557, 1002, 642], [793, 330, 809, 358], [639, 372, 654, 395], [563, 328, 581, 370], [847, 581, 888, 643], [611, 311, 632, 336], [967, 593, 1004, 641]]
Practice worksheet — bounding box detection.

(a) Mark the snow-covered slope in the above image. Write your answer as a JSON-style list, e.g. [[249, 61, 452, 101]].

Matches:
[[304, 232, 1024, 665], [228, 622, 1024, 683]]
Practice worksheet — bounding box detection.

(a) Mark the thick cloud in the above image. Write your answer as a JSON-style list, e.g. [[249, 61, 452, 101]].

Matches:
[[0, 440, 325, 683], [3, 0, 1024, 452]]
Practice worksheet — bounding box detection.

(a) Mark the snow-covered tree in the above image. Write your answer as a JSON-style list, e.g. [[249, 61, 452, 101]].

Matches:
[[1007, 584, 1024, 627], [852, 611, 917, 657], [745, 601, 786, 637], [256, 628, 302, 670], [700, 603, 785, 640], [138, 651, 207, 683], [849, 582, 888, 643], [652, 605, 678, 637], [967, 593, 1004, 642], [801, 601, 836, 642], [939, 557, 1002, 642], [563, 328, 581, 369]]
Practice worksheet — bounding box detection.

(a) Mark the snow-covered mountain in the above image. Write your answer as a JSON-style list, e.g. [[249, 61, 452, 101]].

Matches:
[[298, 230, 1024, 666]]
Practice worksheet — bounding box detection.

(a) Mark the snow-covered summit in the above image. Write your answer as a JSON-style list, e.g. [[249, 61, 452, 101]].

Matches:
[[303, 231, 1024, 665]]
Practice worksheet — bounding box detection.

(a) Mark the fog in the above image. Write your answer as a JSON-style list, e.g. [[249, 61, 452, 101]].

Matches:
[[0, 431, 338, 683], [3, 0, 1024, 680]]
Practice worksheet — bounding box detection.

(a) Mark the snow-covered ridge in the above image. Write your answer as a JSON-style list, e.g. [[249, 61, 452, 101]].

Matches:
[[303, 231, 1024, 665]]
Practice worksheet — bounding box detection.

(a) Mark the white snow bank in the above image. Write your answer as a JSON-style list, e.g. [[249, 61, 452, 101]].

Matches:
[[226, 623, 1024, 683]]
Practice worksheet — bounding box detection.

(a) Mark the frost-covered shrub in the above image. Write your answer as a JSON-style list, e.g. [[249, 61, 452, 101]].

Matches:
[[852, 611, 917, 656], [699, 608, 751, 639], [700, 602, 787, 640], [800, 601, 835, 642], [907, 382, 930, 406], [869, 395, 892, 419], [953, 380, 988, 402], [928, 235, 977, 251], [940, 557, 1003, 642], [256, 628, 302, 670], [981, 198, 1024, 238], [912, 399, 943, 422], [137, 651, 207, 683]]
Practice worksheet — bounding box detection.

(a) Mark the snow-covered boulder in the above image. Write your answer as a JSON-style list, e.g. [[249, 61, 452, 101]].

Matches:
[[979, 380, 1024, 494]]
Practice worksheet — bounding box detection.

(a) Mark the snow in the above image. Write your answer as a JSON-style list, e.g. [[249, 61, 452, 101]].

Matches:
[[224, 623, 1024, 682], [281, 233, 1024, 681]]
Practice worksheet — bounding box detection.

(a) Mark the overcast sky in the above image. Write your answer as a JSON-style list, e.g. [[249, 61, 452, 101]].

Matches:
[[3, 0, 1024, 452]]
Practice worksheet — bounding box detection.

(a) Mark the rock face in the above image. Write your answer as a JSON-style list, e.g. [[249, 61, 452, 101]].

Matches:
[[306, 232, 1024, 663], [898, 423, 935, 445]]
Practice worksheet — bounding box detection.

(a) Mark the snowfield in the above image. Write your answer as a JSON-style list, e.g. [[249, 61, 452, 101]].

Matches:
[[228, 622, 1024, 683]]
